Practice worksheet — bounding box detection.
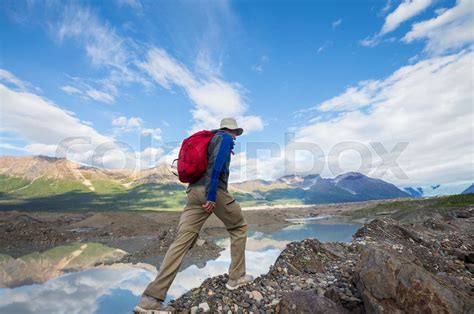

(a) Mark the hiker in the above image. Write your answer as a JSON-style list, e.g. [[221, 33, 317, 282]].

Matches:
[[134, 117, 253, 313]]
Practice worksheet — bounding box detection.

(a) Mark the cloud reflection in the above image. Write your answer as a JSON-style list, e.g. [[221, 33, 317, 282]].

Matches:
[[0, 222, 359, 313]]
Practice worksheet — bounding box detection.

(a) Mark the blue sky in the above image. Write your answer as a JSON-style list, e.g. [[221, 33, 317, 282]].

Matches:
[[0, 0, 473, 194]]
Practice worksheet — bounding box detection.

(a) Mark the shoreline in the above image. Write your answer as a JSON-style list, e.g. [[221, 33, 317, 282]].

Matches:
[[0, 197, 383, 259]]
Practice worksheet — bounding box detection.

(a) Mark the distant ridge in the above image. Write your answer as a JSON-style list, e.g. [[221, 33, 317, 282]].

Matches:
[[0, 155, 410, 210]]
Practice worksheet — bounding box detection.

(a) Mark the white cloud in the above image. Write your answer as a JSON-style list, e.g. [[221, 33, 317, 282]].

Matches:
[[85, 89, 115, 104], [361, 0, 433, 47], [0, 80, 160, 170], [56, 5, 129, 71], [138, 147, 164, 168], [332, 19, 342, 29], [317, 41, 333, 53], [53, 4, 151, 103], [403, 0, 474, 54], [229, 151, 285, 183], [141, 128, 162, 141], [380, 0, 394, 15], [293, 50, 473, 188], [111, 116, 145, 138], [0, 143, 27, 151], [252, 55, 269, 74], [359, 36, 379, 47], [61, 85, 82, 95], [111, 117, 163, 148], [318, 80, 381, 111], [117, 0, 143, 10], [1, 83, 110, 162], [139, 48, 264, 134], [381, 0, 433, 35], [61, 81, 118, 104], [231, 48, 473, 193], [0, 69, 29, 90], [252, 64, 264, 74], [112, 116, 143, 128]]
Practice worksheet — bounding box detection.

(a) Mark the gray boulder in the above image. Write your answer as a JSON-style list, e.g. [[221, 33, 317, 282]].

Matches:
[[280, 290, 348, 314], [355, 246, 473, 314]]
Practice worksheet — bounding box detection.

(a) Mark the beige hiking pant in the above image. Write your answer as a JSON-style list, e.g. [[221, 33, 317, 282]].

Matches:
[[143, 186, 248, 301]]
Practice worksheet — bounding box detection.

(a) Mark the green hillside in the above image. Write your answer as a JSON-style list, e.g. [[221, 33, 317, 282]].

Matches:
[[0, 156, 414, 212], [347, 193, 474, 220], [0, 181, 190, 211]]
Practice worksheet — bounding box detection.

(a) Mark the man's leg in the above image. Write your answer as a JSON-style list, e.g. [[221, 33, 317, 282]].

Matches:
[[213, 190, 249, 281], [143, 186, 209, 301], [227, 224, 247, 280], [143, 230, 199, 300]]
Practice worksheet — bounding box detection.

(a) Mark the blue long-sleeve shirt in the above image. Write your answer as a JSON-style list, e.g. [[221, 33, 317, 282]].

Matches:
[[189, 130, 234, 202]]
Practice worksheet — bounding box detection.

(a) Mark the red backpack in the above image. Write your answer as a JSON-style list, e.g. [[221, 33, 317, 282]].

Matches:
[[174, 130, 214, 183]]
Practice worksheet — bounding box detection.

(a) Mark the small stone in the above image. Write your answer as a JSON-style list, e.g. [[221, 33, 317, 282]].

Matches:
[[306, 278, 315, 285], [191, 306, 198, 314], [251, 290, 263, 303], [199, 302, 210, 312], [452, 248, 465, 260], [466, 263, 474, 273], [277, 267, 282, 272], [196, 238, 206, 247], [465, 251, 474, 263], [208, 289, 214, 296], [238, 301, 250, 308]]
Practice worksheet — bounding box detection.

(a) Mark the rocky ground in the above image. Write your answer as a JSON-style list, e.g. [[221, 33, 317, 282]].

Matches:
[[0, 199, 379, 263], [169, 207, 474, 313], [2, 197, 473, 313]]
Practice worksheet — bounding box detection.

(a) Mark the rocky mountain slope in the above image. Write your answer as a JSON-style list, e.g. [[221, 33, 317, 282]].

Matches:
[[0, 155, 409, 210], [239, 172, 410, 205], [169, 200, 474, 313], [0, 155, 177, 190]]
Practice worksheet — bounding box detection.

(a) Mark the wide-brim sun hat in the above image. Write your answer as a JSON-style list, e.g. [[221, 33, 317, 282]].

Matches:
[[219, 117, 244, 136]]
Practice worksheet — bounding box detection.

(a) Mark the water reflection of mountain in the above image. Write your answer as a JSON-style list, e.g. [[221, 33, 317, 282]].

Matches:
[[0, 243, 127, 288]]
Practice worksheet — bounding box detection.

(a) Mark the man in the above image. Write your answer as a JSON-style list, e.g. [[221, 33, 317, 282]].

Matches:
[[134, 117, 253, 313]]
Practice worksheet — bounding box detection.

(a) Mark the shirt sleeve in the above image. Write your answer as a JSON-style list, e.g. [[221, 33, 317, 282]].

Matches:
[[206, 133, 233, 202]]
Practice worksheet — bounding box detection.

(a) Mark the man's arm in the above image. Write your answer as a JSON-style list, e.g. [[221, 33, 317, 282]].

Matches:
[[206, 133, 233, 203]]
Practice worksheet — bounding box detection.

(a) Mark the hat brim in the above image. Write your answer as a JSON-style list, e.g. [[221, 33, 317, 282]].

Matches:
[[219, 127, 244, 136]]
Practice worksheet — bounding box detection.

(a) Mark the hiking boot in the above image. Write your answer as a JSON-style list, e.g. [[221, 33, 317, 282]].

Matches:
[[133, 294, 175, 314], [225, 274, 254, 290]]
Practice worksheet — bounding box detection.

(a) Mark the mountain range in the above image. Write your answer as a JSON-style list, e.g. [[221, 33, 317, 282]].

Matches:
[[0, 155, 411, 211]]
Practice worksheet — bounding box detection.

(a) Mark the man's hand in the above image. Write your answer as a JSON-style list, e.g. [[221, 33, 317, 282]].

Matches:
[[202, 201, 216, 213]]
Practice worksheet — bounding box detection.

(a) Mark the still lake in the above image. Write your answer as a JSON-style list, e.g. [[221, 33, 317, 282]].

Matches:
[[0, 218, 359, 314]]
